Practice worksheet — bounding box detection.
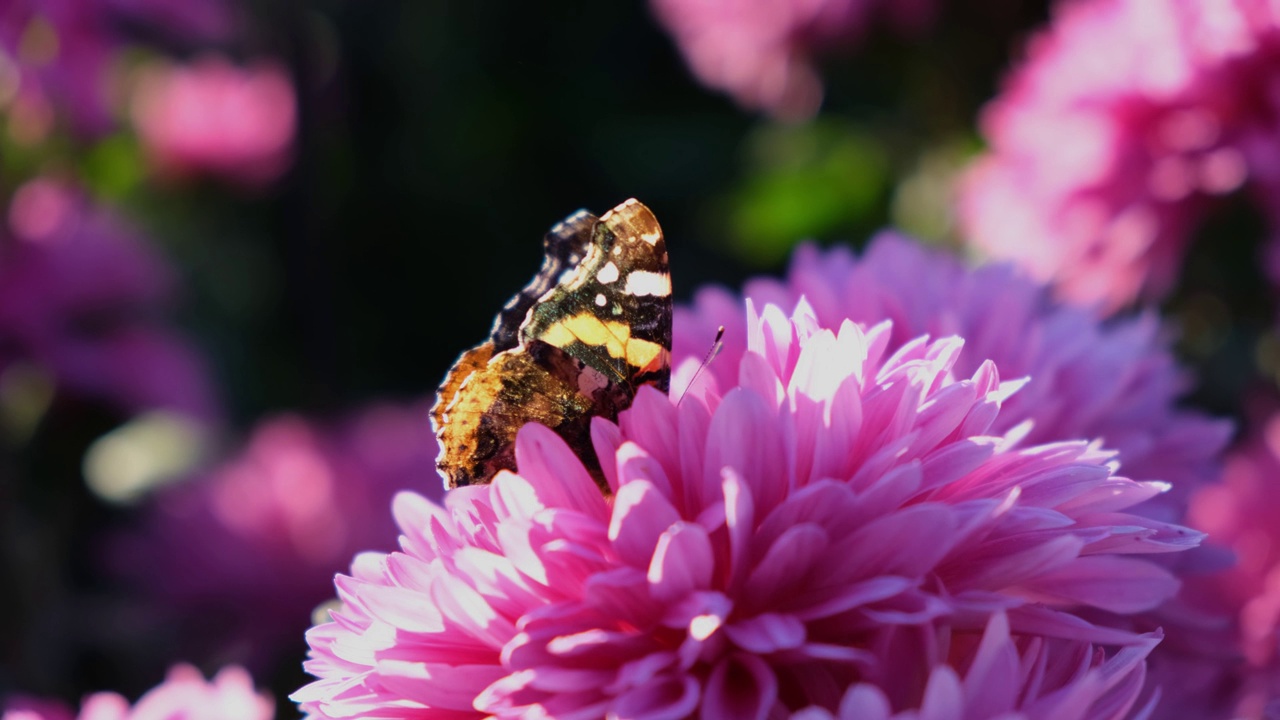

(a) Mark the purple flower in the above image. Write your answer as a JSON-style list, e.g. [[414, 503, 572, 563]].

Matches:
[[0, 178, 219, 421], [295, 298, 1192, 718], [112, 401, 441, 669], [0, 0, 230, 137], [650, 0, 935, 119], [958, 0, 1280, 311], [2, 664, 272, 720], [130, 57, 296, 188]]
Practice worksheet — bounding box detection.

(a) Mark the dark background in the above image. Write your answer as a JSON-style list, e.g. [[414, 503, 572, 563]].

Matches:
[[142, 0, 1052, 423]]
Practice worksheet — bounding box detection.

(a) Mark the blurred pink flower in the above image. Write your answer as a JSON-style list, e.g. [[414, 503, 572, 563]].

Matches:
[[0, 0, 230, 137], [959, 0, 1280, 312], [2, 664, 272, 720], [0, 178, 219, 420], [295, 299, 1192, 718], [112, 401, 441, 668], [1178, 404, 1280, 718], [676, 235, 1229, 523], [651, 0, 934, 119], [131, 57, 296, 187]]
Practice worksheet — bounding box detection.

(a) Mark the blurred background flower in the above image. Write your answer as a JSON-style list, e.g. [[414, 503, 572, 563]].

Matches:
[[651, 0, 937, 120], [108, 400, 440, 672], [130, 57, 296, 188], [960, 0, 1280, 313], [2, 664, 272, 720], [0, 177, 219, 430], [1173, 400, 1280, 719], [0, 0, 231, 139]]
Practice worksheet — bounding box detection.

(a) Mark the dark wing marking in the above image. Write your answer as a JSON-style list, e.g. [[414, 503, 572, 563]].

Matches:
[[489, 209, 597, 352]]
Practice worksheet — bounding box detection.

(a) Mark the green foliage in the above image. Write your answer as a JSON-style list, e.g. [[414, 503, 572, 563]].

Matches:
[[720, 120, 889, 266]]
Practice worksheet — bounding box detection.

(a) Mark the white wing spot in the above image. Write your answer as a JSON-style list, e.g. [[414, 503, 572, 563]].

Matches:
[[597, 262, 620, 284], [595, 293, 607, 306], [624, 270, 671, 297], [640, 231, 661, 246]]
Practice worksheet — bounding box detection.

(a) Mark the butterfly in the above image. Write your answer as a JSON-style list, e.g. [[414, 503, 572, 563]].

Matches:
[[431, 199, 672, 490]]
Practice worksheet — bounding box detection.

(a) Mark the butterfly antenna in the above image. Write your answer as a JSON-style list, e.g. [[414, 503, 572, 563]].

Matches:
[[677, 326, 725, 407]]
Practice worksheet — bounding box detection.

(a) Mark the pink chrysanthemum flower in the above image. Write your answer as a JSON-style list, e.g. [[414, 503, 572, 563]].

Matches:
[[295, 298, 1194, 718], [112, 401, 440, 668], [650, 0, 934, 119], [0, 178, 219, 421], [677, 235, 1229, 523], [1, 664, 272, 720], [130, 57, 297, 187], [959, 0, 1280, 312]]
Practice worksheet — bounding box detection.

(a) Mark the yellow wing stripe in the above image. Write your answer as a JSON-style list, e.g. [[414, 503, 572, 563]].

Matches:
[[541, 314, 665, 372]]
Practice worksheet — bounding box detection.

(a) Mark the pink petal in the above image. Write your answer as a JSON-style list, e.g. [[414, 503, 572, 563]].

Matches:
[[612, 674, 700, 720], [590, 417, 625, 492], [701, 653, 777, 720], [723, 612, 805, 653], [836, 684, 893, 720], [1023, 555, 1180, 613], [649, 522, 715, 603], [611, 478, 682, 569], [514, 424, 609, 521], [705, 388, 789, 513], [374, 659, 502, 710]]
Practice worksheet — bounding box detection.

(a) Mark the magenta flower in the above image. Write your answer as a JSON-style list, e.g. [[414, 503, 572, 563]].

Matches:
[[959, 0, 1280, 311], [0, 0, 230, 137], [676, 235, 1229, 523], [650, 0, 934, 119], [130, 57, 297, 187], [2, 664, 272, 720], [295, 298, 1193, 718], [112, 401, 441, 668], [0, 178, 219, 421]]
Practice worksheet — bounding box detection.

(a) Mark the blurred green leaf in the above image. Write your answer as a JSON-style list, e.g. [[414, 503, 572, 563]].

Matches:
[[80, 133, 143, 200], [719, 119, 889, 266]]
